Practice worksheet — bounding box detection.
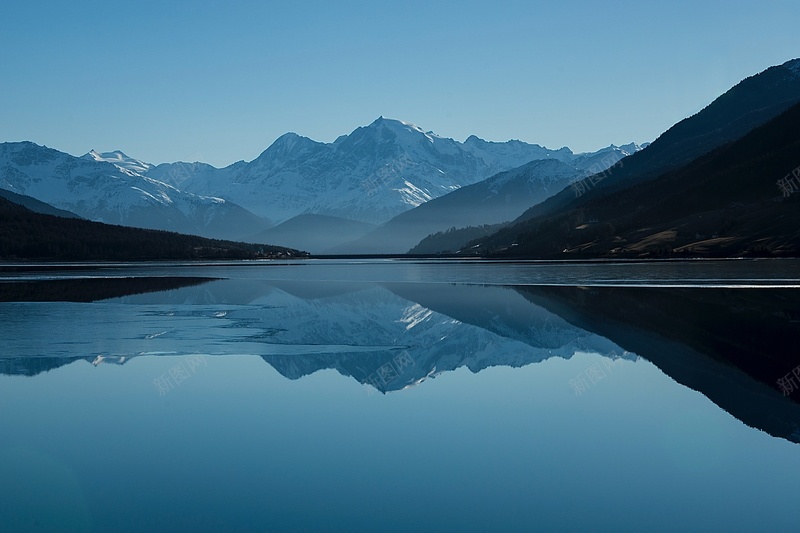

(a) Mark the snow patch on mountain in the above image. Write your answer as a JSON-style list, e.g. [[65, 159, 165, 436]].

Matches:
[[398, 304, 435, 330], [83, 149, 155, 175], [397, 180, 433, 207]]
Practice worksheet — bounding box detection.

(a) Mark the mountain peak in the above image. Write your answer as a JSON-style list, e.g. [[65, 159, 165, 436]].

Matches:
[[270, 132, 303, 146], [332, 117, 442, 154], [368, 116, 427, 133], [254, 131, 321, 164], [85, 149, 131, 161], [263, 131, 320, 151], [617, 142, 644, 155], [82, 149, 154, 174], [588, 143, 643, 157]]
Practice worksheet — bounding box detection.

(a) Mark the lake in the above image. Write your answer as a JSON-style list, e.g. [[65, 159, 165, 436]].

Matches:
[[1, 259, 799, 532]]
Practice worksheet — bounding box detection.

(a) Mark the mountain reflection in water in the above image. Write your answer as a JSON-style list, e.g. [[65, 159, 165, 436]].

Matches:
[[1, 272, 798, 444]]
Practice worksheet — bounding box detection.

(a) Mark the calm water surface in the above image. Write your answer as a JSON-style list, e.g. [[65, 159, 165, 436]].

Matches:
[[1, 259, 799, 532]]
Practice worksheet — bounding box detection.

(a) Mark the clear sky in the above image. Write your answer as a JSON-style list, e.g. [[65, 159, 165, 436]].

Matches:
[[1, 0, 798, 167]]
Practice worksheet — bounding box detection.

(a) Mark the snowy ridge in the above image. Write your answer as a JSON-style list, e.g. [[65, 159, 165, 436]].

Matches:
[[83, 149, 155, 175], [0, 142, 269, 240]]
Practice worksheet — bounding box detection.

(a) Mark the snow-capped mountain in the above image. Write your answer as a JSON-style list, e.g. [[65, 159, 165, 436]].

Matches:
[[2, 119, 641, 247], [83, 149, 155, 175], [148, 117, 643, 225], [0, 142, 270, 240]]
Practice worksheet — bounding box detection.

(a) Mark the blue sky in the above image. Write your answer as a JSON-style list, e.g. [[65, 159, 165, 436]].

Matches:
[[1, 1, 798, 167]]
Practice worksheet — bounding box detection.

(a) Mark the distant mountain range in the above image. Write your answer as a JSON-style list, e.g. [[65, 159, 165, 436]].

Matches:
[[1, 119, 639, 252], [150, 117, 636, 225]]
